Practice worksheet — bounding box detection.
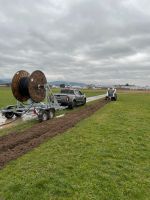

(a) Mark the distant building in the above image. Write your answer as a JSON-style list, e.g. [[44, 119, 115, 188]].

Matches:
[[114, 84, 150, 90]]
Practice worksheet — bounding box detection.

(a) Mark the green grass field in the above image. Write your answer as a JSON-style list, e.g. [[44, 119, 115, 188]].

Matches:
[[0, 87, 16, 107], [0, 93, 149, 200]]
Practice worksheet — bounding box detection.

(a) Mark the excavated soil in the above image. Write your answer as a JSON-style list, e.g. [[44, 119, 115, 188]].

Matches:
[[0, 99, 108, 169]]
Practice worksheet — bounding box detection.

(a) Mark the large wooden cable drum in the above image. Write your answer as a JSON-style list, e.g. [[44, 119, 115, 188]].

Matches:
[[11, 70, 47, 103]]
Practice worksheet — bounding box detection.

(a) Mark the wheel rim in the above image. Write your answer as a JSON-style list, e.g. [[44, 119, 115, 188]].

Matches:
[[6, 112, 14, 118], [43, 113, 47, 121], [9, 113, 14, 117], [49, 111, 54, 119]]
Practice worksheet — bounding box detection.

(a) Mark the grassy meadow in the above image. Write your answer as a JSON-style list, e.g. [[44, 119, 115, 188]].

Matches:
[[0, 92, 149, 200], [0, 87, 16, 108]]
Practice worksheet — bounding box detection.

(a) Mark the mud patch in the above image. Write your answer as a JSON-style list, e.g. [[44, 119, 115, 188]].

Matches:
[[0, 99, 108, 169], [0, 113, 37, 129]]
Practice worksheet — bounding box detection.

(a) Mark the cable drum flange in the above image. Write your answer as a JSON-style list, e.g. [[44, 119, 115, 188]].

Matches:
[[28, 70, 47, 103], [11, 70, 30, 102]]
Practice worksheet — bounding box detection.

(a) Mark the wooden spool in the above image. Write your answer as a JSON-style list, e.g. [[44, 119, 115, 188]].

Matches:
[[11, 70, 47, 103]]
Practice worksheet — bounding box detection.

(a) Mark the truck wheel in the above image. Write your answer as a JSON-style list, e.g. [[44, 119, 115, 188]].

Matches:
[[38, 110, 49, 122], [83, 98, 86, 105], [68, 100, 76, 109]]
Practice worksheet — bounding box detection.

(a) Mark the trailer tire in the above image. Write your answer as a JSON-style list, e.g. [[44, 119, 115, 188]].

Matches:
[[112, 94, 117, 101], [38, 110, 49, 122], [15, 113, 22, 118], [5, 112, 14, 119], [4, 106, 15, 119], [48, 109, 55, 119]]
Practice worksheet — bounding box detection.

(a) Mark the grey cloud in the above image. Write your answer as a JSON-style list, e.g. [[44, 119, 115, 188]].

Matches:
[[0, 0, 150, 85]]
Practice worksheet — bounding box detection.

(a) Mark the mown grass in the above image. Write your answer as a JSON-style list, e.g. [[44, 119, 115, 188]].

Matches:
[[0, 93, 149, 200], [0, 87, 16, 108]]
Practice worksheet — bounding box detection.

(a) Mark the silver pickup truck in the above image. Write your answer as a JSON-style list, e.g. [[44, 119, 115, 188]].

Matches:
[[54, 88, 86, 109]]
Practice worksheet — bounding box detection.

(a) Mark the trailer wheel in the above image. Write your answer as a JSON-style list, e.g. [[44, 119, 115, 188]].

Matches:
[[15, 113, 22, 118], [49, 109, 55, 119], [38, 110, 49, 122], [112, 94, 117, 101], [4, 106, 15, 119], [5, 112, 14, 119]]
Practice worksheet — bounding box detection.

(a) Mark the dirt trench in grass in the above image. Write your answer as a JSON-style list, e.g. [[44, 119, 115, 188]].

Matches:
[[0, 99, 108, 169]]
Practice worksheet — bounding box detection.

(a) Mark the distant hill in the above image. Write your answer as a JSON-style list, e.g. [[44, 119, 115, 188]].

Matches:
[[49, 81, 87, 87], [0, 79, 11, 84]]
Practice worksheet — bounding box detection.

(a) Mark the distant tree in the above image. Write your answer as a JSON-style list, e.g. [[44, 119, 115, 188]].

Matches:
[[125, 83, 129, 86], [60, 84, 65, 88]]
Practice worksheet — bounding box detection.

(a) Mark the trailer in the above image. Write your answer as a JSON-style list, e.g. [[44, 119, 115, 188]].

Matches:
[[1, 84, 66, 123]]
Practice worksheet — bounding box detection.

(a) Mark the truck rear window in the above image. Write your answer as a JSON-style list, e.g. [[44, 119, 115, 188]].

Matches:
[[61, 89, 74, 94]]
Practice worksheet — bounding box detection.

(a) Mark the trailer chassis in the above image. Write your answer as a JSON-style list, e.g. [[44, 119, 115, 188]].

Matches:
[[1, 85, 66, 122]]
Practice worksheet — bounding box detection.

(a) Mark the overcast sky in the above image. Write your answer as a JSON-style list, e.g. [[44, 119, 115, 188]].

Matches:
[[0, 0, 150, 85]]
